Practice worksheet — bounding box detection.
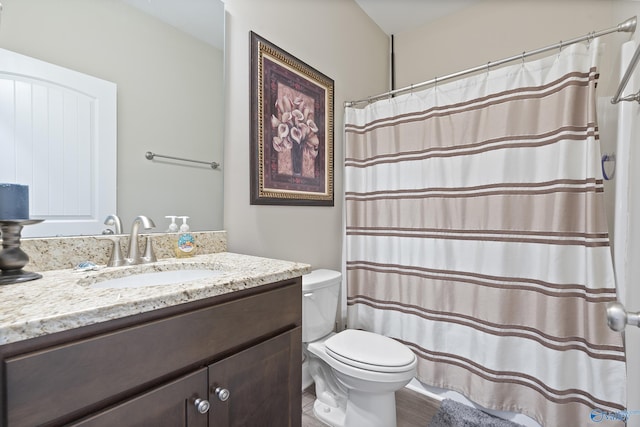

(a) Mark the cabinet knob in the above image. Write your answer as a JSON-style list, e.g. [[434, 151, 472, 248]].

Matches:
[[194, 398, 211, 414], [215, 387, 230, 402]]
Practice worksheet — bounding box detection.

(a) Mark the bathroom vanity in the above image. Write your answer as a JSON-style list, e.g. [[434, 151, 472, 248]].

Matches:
[[0, 251, 309, 427]]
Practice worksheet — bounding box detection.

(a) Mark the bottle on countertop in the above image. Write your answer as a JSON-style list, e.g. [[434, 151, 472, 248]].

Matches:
[[175, 216, 196, 258], [165, 216, 179, 232]]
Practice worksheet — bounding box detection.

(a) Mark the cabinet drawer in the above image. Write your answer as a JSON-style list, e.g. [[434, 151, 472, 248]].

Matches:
[[5, 281, 301, 426]]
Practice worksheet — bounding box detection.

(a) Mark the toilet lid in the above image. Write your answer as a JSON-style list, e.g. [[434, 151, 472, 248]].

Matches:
[[324, 330, 416, 373]]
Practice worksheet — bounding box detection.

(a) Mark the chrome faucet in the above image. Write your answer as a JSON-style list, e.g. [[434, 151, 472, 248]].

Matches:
[[103, 214, 123, 235], [125, 215, 156, 265]]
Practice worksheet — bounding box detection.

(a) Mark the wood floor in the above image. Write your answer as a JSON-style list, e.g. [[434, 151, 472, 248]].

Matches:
[[302, 385, 441, 427]]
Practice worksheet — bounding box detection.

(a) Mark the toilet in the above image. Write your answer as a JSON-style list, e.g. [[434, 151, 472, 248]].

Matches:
[[302, 269, 417, 427]]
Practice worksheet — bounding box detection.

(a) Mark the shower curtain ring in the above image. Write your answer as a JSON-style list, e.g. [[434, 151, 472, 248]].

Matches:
[[587, 32, 595, 48], [521, 51, 526, 66], [557, 40, 563, 59]]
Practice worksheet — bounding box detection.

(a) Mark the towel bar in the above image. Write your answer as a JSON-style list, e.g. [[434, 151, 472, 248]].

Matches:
[[145, 151, 220, 169]]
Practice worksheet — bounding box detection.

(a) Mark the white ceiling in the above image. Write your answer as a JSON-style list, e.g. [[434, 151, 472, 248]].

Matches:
[[121, 0, 479, 51]]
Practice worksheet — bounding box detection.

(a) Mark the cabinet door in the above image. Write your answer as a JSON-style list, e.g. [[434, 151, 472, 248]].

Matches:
[[5, 282, 300, 427], [208, 327, 302, 427], [72, 368, 209, 427]]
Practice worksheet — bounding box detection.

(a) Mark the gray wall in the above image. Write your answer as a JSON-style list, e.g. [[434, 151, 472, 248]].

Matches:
[[222, 0, 390, 270], [392, 0, 619, 91]]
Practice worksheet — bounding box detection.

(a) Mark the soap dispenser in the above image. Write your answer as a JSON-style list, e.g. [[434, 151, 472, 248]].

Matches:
[[165, 216, 179, 232], [175, 216, 196, 258], [179, 216, 190, 233]]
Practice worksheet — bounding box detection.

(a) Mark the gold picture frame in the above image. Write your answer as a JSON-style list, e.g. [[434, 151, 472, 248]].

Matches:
[[250, 31, 334, 206]]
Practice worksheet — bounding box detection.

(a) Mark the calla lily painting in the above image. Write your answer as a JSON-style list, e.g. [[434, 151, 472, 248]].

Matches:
[[250, 32, 334, 206]]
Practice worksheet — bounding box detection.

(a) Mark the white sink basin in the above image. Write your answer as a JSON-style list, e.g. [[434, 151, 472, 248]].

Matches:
[[90, 269, 226, 289]]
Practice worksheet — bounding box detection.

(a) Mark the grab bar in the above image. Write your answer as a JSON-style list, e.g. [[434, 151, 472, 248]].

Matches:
[[145, 151, 220, 169]]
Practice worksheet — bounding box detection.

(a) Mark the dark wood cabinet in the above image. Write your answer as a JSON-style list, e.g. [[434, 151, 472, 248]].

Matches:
[[0, 278, 302, 427], [73, 368, 209, 427], [208, 328, 301, 426]]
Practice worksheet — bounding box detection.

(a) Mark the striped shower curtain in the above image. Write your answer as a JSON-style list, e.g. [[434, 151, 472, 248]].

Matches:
[[344, 40, 626, 427]]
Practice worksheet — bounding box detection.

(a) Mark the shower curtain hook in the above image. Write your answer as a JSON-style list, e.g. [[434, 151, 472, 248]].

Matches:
[[586, 32, 594, 48], [521, 51, 526, 67], [486, 61, 491, 75], [557, 40, 563, 60], [434, 76, 438, 90]]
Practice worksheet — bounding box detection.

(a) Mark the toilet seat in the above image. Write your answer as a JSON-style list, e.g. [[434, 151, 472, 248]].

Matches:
[[324, 330, 416, 373]]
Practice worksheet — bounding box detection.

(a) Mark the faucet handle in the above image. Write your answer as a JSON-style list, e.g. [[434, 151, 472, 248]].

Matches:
[[142, 235, 157, 263], [99, 236, 125, 267], [103, 214, 123, 234]]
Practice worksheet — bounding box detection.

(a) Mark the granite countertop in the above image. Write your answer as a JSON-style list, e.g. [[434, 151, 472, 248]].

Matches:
[[0, 252, 311, 345]]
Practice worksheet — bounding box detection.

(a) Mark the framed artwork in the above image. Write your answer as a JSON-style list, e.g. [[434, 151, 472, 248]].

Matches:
[[250, 31, 334, 206]]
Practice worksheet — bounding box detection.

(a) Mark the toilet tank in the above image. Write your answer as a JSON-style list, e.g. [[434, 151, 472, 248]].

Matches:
[[302, 269, 342, 343]]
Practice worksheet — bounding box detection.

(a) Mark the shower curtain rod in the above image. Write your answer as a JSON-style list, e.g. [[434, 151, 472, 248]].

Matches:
[[345, 16, 637, 108]]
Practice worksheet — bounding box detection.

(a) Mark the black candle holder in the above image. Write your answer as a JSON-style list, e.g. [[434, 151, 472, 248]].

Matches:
[[0, 219, 44, 285]]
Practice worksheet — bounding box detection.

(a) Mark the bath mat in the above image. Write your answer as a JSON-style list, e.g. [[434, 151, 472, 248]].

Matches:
[[428, 399, 524, 427]]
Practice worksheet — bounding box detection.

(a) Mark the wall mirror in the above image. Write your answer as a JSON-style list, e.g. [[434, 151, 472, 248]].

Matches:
[[0, 0, 225, 237]]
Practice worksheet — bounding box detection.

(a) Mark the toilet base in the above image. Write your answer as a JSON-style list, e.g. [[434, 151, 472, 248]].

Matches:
[[312, 389, 399, 427], [314, 398, 345, 427], [302, 358, 314, 391], [345, 389, 397, 427]]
